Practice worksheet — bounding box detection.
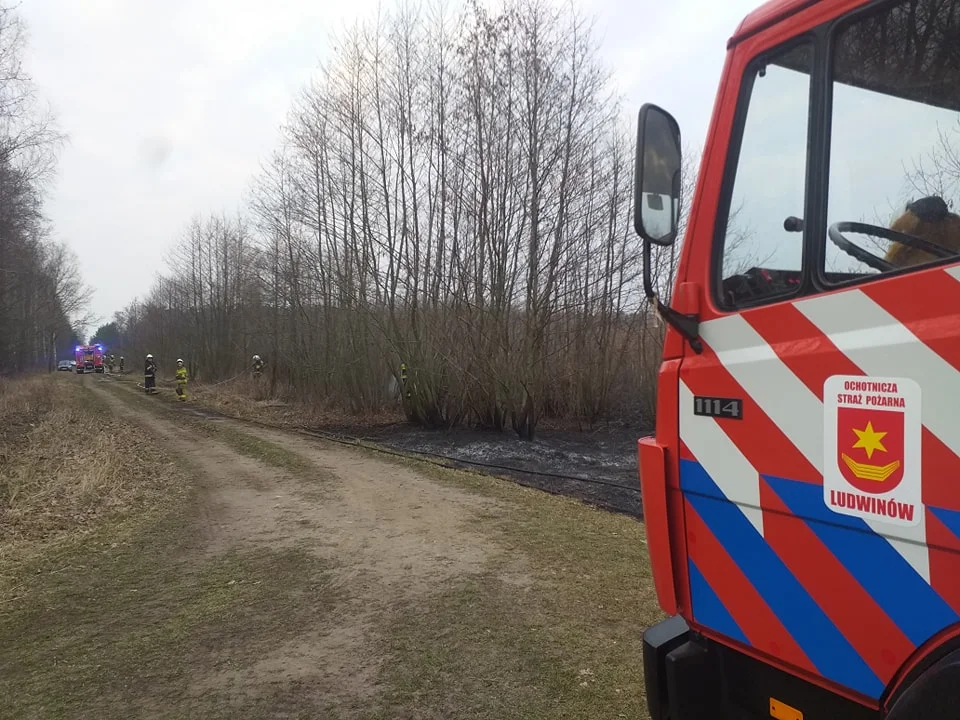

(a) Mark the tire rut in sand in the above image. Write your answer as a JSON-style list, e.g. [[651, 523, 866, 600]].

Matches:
[[91, 378, 512, 714]]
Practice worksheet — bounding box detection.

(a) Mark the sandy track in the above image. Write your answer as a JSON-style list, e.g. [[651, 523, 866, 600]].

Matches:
[[88, 377, 509, 713]]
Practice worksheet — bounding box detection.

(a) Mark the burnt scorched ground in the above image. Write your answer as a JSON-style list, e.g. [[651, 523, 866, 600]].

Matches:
[[316, 422, 649, 518]]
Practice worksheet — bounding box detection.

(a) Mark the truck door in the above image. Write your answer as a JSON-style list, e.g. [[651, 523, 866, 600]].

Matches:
[[678, 1, 960, 705]]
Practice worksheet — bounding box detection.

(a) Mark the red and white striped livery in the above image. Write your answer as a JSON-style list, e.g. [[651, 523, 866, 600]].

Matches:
[[635, 0, 960, 718]]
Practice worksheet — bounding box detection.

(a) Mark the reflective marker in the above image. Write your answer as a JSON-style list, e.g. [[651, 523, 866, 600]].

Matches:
[[769, 697, 802, 720]]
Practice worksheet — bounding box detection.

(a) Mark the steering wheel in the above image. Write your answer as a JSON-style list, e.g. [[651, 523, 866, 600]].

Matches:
[[828, 221, 954, 273]]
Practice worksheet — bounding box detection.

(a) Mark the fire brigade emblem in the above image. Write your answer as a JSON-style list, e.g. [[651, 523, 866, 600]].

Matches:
[[823, 375, 921, 527], [836, 407, 904, 494]]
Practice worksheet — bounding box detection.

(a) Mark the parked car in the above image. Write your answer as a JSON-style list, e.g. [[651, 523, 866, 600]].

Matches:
[[57, 360, 75, 371]]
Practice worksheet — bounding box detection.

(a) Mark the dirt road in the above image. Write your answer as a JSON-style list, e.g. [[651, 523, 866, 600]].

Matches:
[[91, 376, 507, 706], [1, 374, 658, 719]]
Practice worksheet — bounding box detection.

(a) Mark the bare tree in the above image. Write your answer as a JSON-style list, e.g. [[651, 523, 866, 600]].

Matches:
[[119, 0, 683, 434], [0, 3, 77, 375]]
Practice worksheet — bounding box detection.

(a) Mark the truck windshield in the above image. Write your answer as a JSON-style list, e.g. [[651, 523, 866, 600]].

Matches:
[[825, 0, 960, 278]]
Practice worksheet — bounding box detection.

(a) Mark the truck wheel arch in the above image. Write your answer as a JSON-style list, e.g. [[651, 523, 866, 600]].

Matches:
[[884, 626, 960, 716]]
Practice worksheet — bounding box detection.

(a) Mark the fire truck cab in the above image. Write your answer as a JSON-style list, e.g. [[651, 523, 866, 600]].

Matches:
[[75, 345, 88, 373], [635, 0, 960, 718], [75, 345, 104, 374], [91, 345, 104, 373]]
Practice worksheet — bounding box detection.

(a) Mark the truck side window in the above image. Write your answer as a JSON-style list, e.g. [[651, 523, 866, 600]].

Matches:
[[718, 43, 812, 308], [824, 0, 960, 283]]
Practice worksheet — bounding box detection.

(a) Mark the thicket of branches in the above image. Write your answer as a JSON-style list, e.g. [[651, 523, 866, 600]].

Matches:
[[119, 0, 683, 436], [0, 4, 82, 374]]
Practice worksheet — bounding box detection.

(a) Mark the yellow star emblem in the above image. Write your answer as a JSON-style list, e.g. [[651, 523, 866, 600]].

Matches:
[[852, 421, 888, 460]]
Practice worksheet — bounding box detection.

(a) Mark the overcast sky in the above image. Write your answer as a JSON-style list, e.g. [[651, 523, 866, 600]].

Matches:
[[21, 0, 760, 330]]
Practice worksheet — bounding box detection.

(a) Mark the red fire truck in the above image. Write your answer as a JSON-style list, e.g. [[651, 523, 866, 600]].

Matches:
[[74, 345, 87, 373], [74, 345, 104, 374], [635, 0, 960, 717]]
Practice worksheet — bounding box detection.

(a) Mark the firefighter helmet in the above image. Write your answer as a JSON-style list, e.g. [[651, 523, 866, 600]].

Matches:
[[146, 354, 153, 359], [176, 358, 184, 365]]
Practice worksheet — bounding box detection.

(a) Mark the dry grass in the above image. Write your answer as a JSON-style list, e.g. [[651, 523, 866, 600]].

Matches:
[[0, 373, 58, 453], [370, 456, 663, 720], [2, 524, 337, 719], [0, 374, 187, 565], [0, 373, 663, 719], [153, 374, 627, 435], [149, 373, 405, 431]]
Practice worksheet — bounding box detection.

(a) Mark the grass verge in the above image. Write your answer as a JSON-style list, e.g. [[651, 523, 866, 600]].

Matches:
[[373, 463, 661, 720], [0, 374, 186, 565], [0, 374, 339, 719], [162, 373, 403, 430], [1, 525, 337, 719], [286, 444, 660, 719]]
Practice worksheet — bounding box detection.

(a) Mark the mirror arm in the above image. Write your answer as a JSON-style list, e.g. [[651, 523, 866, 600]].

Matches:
[[657, 300, 703, 354], [642, 241, 703, 354]]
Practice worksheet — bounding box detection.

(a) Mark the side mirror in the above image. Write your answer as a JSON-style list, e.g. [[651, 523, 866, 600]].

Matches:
[[634, 103, 682, 246]]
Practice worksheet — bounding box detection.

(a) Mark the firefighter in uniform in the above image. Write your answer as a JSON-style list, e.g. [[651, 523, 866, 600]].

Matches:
[[119, 356, 124, 373], [252, 354, 264, 378], [144, 354, 157, 394], [175, 358, 188, 402], [400, 362, 410, 399]]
